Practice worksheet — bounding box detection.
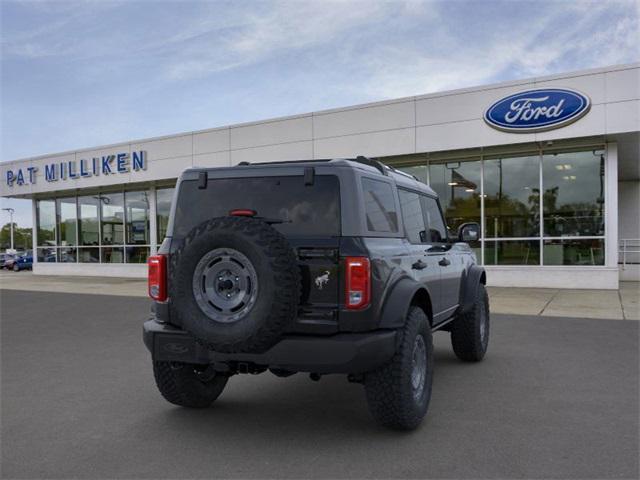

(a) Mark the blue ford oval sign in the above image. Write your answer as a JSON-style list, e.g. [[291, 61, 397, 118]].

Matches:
[[484, 88, 591, 133]]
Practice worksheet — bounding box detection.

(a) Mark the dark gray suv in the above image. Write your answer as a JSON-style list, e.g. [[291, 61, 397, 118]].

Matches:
[[143, 157, 489, 430]]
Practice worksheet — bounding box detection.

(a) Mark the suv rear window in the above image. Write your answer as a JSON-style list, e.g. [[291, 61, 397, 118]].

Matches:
[[173, 175, 341, 238], [361, 177, 398, 233]]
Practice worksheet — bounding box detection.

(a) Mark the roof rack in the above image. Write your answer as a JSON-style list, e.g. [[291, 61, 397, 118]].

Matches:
[[231, 157, 421, 182], [353, 156, 388, 175]]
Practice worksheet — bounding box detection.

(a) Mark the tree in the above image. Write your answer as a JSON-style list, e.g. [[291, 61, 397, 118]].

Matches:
[[0, 223, 32, 251]]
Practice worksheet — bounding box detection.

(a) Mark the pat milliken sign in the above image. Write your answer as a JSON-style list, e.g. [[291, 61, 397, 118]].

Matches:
[[484, 88, 591, 133], [5, 151, 147, 187]]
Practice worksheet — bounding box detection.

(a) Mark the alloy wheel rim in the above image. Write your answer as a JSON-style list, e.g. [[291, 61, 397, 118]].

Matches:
[[411, 334, 427, 401], [192, 247, 259, 323]]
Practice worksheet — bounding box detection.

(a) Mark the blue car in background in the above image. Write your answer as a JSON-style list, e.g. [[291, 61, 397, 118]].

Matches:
[[13, 252, 33, 272]]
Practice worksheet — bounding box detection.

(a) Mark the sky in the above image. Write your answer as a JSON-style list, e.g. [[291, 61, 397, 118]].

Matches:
[[1, 0, 639, 228]]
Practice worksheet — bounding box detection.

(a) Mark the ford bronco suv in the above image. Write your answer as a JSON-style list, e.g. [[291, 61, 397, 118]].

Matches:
[[143, 157, 489, 430]]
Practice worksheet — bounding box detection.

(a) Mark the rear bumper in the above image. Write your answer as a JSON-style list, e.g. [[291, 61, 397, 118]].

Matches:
[[143, 319, 397, 374]]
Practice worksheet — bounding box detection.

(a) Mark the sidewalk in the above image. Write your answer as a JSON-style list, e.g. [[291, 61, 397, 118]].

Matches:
[[1, 271, 638, 320]]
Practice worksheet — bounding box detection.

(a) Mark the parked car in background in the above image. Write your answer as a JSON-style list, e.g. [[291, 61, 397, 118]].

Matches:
[[12, 252, 33, 271], [2, 253, 17, 270]]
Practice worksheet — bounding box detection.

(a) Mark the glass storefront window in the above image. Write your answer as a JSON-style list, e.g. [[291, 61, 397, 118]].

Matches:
[[484, 240, 540, 266], [100, 193, 124, 245], [542, 150, 605, 237], [37, 200, 56, 246], [126, 246, 150, 263], [543, 239, 604, 266], [56, 197, 77, 246], [58, 247, 77, 263], [78, 196, 100, 246], [428, 160, 481, 233], [125, 191, 150, 245], [101, 246, 124, 263], [484, 155, 540, 238], [156, 187, 175, 242], [78, 247, 100, 263], [36, 246, 56, 262]]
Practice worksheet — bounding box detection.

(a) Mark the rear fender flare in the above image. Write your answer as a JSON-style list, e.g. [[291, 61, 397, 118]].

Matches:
[[379, 277, 433, 329]]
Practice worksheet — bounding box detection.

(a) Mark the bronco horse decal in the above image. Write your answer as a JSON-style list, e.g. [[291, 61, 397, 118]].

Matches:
[[314, 271, 330, 290]]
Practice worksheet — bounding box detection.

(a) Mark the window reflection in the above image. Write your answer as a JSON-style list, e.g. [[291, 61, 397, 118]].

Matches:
[[428, 161, 481, 233], [100, 193, 124, 245], [484, 155, 540, 238], [544, 239, 604, 265], [543, 151, 605, 237], [56, 197, 77, 246], [125, 191, 150, 245], [78, 247, 99, 263], [78, 196, 100, 246], [37, 200, 56, 246], [484, 240, 540, 265]]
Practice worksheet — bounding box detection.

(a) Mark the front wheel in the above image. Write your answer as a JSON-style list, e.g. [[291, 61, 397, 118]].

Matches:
[[364, 306, 433, 430], [153, 361, 228, 408], [450, 283, 490, 362], [13, 264, 19, 272]]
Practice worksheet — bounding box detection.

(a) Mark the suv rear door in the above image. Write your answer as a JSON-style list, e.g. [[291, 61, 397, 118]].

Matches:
[[397, 188, 444, 317], [420, 195, 460, 321]]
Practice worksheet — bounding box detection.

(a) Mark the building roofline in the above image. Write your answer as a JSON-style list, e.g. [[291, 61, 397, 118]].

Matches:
[[3, 62, 639, 165]]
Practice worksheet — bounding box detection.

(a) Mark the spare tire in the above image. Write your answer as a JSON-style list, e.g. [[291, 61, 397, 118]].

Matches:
[[169, 216, 300, 353]]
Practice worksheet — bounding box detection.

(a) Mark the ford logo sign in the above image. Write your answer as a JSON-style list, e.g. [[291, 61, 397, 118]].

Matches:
[[484, 88, 591, 133]]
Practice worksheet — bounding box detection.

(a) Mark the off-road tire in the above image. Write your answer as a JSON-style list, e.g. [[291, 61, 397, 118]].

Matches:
[[364, 306, 433, 430], [450, 283, 489, 362], [153, 361, 228, 408], [170, 216, 300, 354]]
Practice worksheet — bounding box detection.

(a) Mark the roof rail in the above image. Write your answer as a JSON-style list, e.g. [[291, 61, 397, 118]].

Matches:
[[354, 156, 387, 175]]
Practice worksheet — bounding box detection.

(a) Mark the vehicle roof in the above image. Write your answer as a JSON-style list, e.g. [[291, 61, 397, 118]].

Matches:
[[187, 157, 437, 197]]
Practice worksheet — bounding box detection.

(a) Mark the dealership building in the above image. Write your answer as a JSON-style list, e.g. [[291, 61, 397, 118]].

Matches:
[[1, 63, 638, 289]]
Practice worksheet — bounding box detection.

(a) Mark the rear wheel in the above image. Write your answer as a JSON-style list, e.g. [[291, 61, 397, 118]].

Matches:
[[153, 361, 228, 408], [450, 283, 490, 362], [364, 306, 433, 430], [13, 264, 19, 272]]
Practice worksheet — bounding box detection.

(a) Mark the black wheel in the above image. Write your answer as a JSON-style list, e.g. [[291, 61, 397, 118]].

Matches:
[[170, 216, 300, 353], [364, 306, 433, 430], [12, 264, 19, 272], [451, 283, 489, 362], [153, 361, 228, 408]]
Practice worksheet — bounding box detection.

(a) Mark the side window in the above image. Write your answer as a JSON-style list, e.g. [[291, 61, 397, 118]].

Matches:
[[421, 196, 448, 243], [398, 189, 427, 244], [361, 177, 398, 233]]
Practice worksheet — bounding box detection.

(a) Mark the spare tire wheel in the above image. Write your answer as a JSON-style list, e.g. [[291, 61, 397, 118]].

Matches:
[[170, 216, 300, 353]]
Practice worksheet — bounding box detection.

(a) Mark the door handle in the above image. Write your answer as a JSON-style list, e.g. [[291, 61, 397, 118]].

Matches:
[[412, 260, 427, 270], [438, 257, 451, 267]]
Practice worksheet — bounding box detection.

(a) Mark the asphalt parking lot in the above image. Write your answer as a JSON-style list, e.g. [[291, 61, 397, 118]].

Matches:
[[1, 289, 638, 479]]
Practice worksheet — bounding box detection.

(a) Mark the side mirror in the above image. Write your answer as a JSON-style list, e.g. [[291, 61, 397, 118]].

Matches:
[[458, 222, 480, 243]]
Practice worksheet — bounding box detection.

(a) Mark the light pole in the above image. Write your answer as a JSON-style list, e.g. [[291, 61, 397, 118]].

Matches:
[[2, 207, 15, 251]]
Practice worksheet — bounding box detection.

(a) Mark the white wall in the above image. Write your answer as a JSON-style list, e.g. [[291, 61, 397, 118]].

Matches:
[[34, 263, 146, 278], [2, 63, 639, 198], [486, 266, 620, 289]]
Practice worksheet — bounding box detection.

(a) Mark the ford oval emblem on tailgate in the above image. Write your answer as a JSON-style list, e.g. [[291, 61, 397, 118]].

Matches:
[[484, 88, 591, 133]]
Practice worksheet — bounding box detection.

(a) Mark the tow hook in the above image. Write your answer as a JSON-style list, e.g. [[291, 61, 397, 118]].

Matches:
[[347, 373, 364, 384], [309, 373, 321, 382]]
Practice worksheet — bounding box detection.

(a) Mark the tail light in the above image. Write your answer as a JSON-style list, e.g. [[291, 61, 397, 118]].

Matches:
[[344, 257, 370, 309], [148, 254, 167, 301]]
